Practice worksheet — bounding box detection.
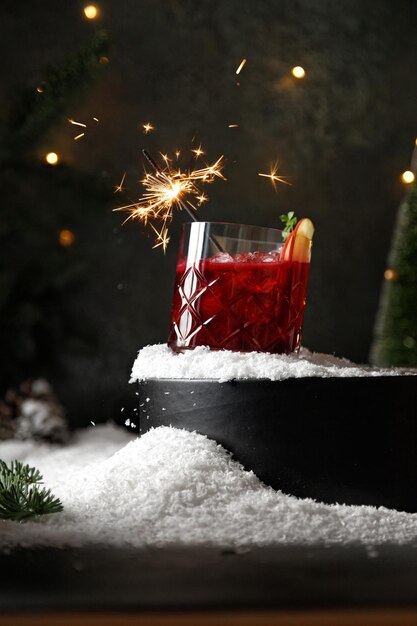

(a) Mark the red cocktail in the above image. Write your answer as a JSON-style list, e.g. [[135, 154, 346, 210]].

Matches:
[[168, 222, 313, 354]]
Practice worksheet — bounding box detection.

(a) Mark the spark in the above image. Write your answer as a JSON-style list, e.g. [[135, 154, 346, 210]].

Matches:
[[175, 150, 181, 159], [74, 133, 85, 141], [93, 117, 99, 122], [143, 122, 155, 134], [160, 153, 171, 165], [236, 58, 247, 75], [228, 124, 239, 128], [114, 152, 225, 252], [68, 119, 87, 128], [150, 224, 170, 253], [114, 172, 126, 193], [258, 162, 291, 190], [191, 144, 205, 158], [196, 193, 208, 205]]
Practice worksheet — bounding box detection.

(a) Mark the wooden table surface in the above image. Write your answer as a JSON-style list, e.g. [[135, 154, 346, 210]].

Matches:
[[1, 544, 417, 625]]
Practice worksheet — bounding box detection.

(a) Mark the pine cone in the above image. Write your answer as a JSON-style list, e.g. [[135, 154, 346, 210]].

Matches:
[[0, 379, 68, 443]]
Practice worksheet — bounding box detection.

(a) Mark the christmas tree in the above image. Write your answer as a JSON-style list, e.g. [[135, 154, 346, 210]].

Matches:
[[0, 32, 111, 391], [370, 178, 417, 367]]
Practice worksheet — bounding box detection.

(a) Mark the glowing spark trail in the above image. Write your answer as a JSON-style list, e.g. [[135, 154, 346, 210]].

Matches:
[[258, 162, 291, 190], [236, 58, 247, 75], [68, 119, 87, 128], [68, 116, 98, 140], [114, 151, 225, 253], [114, 172, 126, 193]]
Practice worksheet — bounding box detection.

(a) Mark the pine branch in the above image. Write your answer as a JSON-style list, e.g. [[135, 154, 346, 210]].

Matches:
[[0, 459, 63, 521], [1, 30, 110, 159]]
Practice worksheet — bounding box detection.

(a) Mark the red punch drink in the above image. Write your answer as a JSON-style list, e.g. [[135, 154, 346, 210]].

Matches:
[[168, 221, 313, 354]]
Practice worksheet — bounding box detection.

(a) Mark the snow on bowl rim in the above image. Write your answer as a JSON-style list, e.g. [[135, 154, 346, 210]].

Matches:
[[130, 344, 416, 383]]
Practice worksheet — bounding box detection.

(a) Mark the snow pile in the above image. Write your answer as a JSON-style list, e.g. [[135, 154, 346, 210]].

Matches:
[[1, 424, 417, 549], [130, 344, 412, 382]]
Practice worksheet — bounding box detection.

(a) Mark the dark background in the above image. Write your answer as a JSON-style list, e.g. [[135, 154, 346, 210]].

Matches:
[[1, 0, 417, 426]]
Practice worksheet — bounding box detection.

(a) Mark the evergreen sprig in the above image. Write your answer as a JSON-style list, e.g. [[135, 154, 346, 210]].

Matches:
[[0, 460, 63, 521], [280, 211, 298, 238], [1, 30, 110, 159]]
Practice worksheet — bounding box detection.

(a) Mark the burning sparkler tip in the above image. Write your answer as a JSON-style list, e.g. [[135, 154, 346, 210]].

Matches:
[[116, 149, 225, 251]]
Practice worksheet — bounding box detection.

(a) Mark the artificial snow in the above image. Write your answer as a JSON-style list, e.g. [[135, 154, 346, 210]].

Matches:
[[130, 344, 413, 383], [1, 423, 417, 550]]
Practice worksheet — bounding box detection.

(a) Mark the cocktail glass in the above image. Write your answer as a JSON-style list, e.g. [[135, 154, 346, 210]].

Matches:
[[168, 221, 312, 354]]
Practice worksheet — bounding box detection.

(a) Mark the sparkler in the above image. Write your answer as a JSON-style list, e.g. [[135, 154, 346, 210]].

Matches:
[[114, 149, 225, 253], [258, 162, 291, 190]]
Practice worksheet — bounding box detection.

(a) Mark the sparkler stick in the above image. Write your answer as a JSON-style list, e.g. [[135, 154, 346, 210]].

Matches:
[[141, 150, 226, 254]]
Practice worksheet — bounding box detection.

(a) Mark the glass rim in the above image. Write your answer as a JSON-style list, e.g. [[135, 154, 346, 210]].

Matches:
[[183, 221, 285, 236]]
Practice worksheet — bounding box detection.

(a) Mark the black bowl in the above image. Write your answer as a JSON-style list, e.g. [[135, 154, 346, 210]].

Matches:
[[137, 376, 417, 512]]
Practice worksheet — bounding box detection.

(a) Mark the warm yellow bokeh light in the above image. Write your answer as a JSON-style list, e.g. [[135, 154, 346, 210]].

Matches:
[[59, 230, 75, 247], [401, 170, 415, 184], [384, 268, 399, 282], [45, 152, 59, 165], [292, 66, 306, 79], [83, 5, 98, 19]]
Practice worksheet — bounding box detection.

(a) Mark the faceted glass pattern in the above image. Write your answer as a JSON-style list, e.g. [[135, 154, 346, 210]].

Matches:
[[168, 222, 311, 354]]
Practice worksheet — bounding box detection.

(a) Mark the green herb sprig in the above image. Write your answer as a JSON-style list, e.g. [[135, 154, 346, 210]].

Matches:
[[0, 460, 63, 522], [280, 211, 298, 239]]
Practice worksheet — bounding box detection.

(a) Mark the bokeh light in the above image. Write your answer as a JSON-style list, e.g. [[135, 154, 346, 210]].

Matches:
[[45, 152, 59, 165], [401, 170, 415, 184], [59, 229, 75, 247], [384, 268, 399, 282], [83, 5, 98, 19], [291, 66, 306, 79]]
